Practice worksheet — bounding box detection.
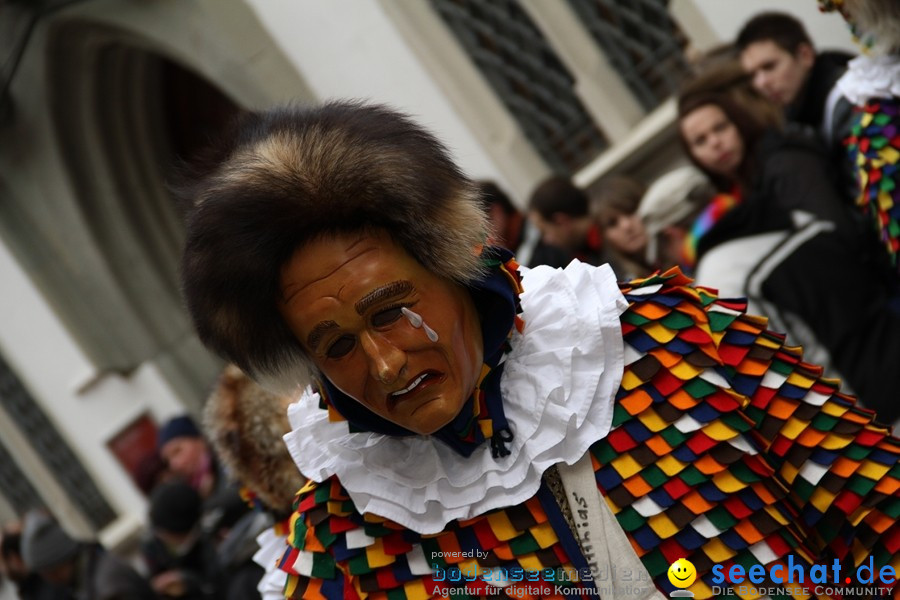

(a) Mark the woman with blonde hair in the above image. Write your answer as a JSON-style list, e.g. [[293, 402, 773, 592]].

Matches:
[[588, 175, 650, 279]]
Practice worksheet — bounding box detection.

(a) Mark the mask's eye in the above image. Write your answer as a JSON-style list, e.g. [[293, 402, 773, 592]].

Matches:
[[371, 305, 405, 328], [325, 335, 355, 359]]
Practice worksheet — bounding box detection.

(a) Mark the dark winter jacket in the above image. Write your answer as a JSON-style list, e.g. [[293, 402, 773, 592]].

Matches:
[[787, 50, 857, 201], [70, 544, 156, 600], [141, 532, 221, 600], [695, 130, 900, 422]]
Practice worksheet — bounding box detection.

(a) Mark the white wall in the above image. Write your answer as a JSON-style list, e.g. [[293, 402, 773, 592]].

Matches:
[[243, 0, 510, 189], [0, 236, 185, 544], [690, 0, 858, 54]]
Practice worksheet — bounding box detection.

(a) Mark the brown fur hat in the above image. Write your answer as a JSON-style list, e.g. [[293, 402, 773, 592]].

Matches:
[[203, 365, 305, 514], [179, 101, 489, 392]]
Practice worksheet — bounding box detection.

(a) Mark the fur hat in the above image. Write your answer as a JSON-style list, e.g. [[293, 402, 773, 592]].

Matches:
[[203, 365, 305, 514], [20, 511, 80, 571], [157, 415, 202, 450], [179, 101, 489, 392], [149, 480, 202, 533]]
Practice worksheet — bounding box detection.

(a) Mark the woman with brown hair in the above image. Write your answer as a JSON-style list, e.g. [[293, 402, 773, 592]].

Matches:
[[678, 84, 900, 421], [588, 175, 651, 280]]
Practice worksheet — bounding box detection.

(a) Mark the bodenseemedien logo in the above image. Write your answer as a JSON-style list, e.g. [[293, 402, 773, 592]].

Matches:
[[667, 558, 695, 598]]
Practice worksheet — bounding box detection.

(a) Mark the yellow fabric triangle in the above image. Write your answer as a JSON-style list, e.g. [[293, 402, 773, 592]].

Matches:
[[284, 576, 299, 597], [702, 537, 737, 562], [611, 453, 643, 479], [298, 479, 319, 495], [858, 460, 892, 480], [849, 505, 874, 527], [621, 369, 644, 391], [712, 471, 747, 494], [702, 421, 738, 441], [486, 511, 519, 542], [779, 417, 807, 440], [657, 454, 687, 477], [456, 560, 480, 579], [404, 579, 431, 600], [779, 462, 800, 485], [809, 487, 836, 513], [327, 500, 349, 515], [647, 513, 679, 538], [756, 335, 781, 349], [530, 521, 559, 549], [638, 409, 670, 433], [670, 360, 704, 381], [365, 538, 395, 569], [821, 402, 848, 418], [517, 554, 544, 572], [882, 146, 900, 164], [643, 322, 678, 343], [786, 371, 815, 388], [819, 432, 853, 450], [765, 505, 790, 525]]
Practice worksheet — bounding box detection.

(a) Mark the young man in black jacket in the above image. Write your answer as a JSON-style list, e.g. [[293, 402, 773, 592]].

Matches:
[[737, 12, 855, 198]]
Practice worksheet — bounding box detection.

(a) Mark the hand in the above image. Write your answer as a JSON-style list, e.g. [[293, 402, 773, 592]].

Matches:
[[151, 570, 186, 596]]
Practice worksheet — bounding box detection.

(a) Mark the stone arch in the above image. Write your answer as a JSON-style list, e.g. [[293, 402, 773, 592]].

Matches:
[[0, 0, 314, 404]]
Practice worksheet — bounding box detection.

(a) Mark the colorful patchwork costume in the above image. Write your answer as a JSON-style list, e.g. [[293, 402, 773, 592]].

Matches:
[[838, 57, 900, 273], [258, 257, 900, 600], [819, 0, 900, 273]]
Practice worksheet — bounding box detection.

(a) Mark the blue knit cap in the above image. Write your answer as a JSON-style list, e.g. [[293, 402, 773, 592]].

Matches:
[[157, 415, 201, 449]]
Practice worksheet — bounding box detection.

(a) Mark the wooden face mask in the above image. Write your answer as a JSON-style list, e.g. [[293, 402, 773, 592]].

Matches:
[[278, 230, 484, 435]]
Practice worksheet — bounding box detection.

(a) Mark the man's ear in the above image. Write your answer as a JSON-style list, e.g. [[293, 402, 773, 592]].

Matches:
[[796, 43, 815, 70]]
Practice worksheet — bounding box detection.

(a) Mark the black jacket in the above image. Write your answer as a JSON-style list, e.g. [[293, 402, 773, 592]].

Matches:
[[696, 130, 900, 422], [787, 50, 857, 201]]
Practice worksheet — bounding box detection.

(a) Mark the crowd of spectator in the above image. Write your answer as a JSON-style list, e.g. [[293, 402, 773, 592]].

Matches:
[[489, 10, 900, 425], [0, 368, 295, 600]]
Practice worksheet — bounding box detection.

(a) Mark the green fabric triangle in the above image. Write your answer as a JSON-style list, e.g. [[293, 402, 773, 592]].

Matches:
[[311, 552, 337, 579], [708, 312, 738, 333], [508, 532, 541, 555], [347, 553, 375, 576], [661, 312, 694, 330], [683, 378, 717, 398]]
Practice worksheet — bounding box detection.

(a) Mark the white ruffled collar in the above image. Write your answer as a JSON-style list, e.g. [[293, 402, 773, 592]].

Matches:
[[283, 261, 628, 534], [838, 54, 900, 104]]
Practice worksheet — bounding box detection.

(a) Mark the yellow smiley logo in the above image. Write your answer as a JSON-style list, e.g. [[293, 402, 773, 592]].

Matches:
[[667, 558, 697, 589]]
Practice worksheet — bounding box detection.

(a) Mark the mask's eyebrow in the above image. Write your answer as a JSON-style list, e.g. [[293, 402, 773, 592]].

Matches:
[[354, 280, 413, 315], [307, 320, 339, 353]]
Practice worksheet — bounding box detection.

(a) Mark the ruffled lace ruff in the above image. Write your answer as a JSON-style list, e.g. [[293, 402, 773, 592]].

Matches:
[[254, 528, 289, 600], [838, 55, 900, 104], [283, 261, 628, 534]]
